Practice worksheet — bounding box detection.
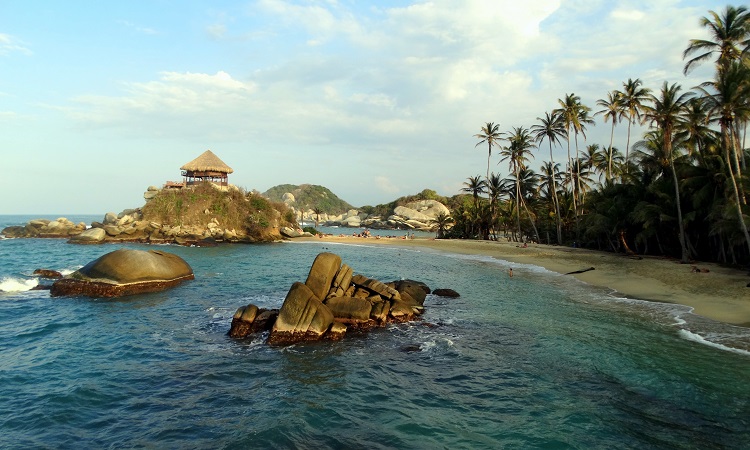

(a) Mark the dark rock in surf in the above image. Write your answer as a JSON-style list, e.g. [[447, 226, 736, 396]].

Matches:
[[33, 269, 63, 279], [50, 249, 194, 298], [433, 288, 460, 298]]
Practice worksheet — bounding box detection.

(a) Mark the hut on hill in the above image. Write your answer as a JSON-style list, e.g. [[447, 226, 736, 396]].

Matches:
[[180, 150, 234, 187]]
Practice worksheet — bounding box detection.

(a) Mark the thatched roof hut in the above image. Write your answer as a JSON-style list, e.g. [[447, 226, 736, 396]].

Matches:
[[180, 150, 233, 186]]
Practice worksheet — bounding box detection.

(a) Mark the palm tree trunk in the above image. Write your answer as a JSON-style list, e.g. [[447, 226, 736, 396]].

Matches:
[[521, 197, 540, 243], [608, 122, 615, 181], [669, 158, 690, 263], [730, 125, 746, 204], [548, 141, 562, 244], [625, 117, 633, 173], [486, 143, 491, 180], [724, 131, 750, 254], [515, 168, 522, 242]]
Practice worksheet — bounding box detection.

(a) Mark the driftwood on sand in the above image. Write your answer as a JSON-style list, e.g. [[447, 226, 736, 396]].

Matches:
[[565, 267, 595, 275]]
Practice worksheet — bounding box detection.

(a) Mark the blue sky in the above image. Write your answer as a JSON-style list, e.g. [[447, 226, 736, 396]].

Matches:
[[0, 0, 726, 214]]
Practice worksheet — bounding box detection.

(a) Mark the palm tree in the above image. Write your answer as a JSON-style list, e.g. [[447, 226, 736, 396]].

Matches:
[[312, 207, 323, 228], [643, 81, 692, 263], [554, 94, 583, 219], [486, 172, 505, 239], [595, 90, 623, 181], [434, 212, 454, 239], [697, 61, 750, 253], [683, 5, 750, 74], [461, 175, 487, 238], [474, 122, 504, 180], [500, 127, 536, 241], [620, 78, 651, 169], [462, 175, 487, 210], [676, 97, 715, 164], [581, 144, 608, 185], [538, 161, 564, 238], [532, 111, 567, 244]]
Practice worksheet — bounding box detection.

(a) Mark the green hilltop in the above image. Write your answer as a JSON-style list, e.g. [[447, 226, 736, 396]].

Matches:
[[263, 184, 354, 213]]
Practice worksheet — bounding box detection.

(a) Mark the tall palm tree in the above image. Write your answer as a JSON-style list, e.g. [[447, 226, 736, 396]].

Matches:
[[620, 78, 651, 169], [554, 93, 585, 220], [643, 81, 692, 263], [500, 127, 536, 241], [595, 90, 623, 181], [683, 5, 750, 74], [697, 61, 750, 253], [532, 111, 567, 244], [474, 122, 504, 180]]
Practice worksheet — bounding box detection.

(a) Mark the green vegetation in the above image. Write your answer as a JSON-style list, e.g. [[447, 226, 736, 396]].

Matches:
[[263, 184, 354, 213], [456, 5, 750, 265], [142, 182, 296, 239]]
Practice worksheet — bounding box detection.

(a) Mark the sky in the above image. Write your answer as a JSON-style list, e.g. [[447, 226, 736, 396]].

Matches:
[[0, 0, 728, 214]]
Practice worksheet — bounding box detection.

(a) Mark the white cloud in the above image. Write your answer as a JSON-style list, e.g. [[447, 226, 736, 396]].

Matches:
[[52, 1, 730, 207], [375, 176, 400, 194], [0, 33, 31, 56]]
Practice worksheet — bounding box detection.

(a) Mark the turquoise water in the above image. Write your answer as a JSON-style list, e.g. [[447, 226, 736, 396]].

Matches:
[[1, 215, 749, 448]]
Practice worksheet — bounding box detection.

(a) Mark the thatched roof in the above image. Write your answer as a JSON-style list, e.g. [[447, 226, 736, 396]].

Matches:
[[180, 150, 234, 174]]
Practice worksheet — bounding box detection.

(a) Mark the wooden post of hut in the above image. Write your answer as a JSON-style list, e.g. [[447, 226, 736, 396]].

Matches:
[[180, 150, 234, 187]]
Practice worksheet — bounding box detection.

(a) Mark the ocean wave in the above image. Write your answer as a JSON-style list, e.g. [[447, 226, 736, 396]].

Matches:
[[678, 329, 750, 356], [0, 277, 39, 293]]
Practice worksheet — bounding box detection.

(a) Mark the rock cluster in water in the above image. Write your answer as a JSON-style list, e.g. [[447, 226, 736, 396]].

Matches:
[[51, 249, 194, 298], [229, 252, 431, 345], [2, 210, 251, 246]]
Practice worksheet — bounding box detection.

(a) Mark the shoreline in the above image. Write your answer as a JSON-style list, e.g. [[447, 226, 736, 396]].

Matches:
[[300, 235, 750, 327]]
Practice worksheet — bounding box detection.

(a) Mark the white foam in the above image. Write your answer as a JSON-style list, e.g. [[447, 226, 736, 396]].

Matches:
[[678, 329, 750, 356], [0, 277, 39, 293]]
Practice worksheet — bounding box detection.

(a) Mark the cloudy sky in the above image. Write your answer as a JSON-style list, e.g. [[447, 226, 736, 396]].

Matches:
[[0, 0, 726, 214]]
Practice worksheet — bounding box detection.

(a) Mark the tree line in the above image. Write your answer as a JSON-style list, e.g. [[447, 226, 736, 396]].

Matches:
[[441, 5, 750, 265]]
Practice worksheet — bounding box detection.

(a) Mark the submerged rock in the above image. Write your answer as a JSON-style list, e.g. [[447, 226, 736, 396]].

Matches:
[[50, 249, 194, 298], [433, 288, 460, 298]]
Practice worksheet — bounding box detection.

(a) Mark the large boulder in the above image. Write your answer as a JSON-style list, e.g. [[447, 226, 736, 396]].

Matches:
[[268, 282, 334, 345], [50, 249, 194, 298], [304, 252, 342, 301], [392, 279, 429, 306], [228, 304, 278, 338], [69, 227, 107, 244], [325, 296, 373, 322]]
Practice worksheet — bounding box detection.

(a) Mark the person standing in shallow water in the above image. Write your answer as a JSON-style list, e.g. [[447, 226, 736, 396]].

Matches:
[[509, 268, 513, 278]]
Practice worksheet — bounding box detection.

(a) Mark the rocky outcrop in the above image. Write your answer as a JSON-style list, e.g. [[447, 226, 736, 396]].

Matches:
[[321, 200, 450, 232], [69, 227, 107, 244], [228, 252, 431, 345], [50, 249, 194, 298], [1, 218, 87, 239], [2, 208, 271, 246]]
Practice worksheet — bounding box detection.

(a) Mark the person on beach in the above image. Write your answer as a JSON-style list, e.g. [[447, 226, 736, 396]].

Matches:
[[509, 268, 513, 278]]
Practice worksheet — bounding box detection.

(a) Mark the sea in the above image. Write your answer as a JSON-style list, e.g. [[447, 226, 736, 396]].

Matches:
[[1, 215, 749, 449]]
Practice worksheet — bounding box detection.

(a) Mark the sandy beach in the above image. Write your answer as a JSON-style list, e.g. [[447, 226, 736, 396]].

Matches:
[[301, 235, 750, 327]]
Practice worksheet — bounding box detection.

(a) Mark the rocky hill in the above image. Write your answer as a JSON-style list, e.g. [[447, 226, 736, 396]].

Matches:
[[2, 183, 298, 244], [263, 184, 354, 214]]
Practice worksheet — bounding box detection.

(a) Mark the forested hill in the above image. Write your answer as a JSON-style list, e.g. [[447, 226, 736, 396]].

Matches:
[[262, 184, 354, 213]]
